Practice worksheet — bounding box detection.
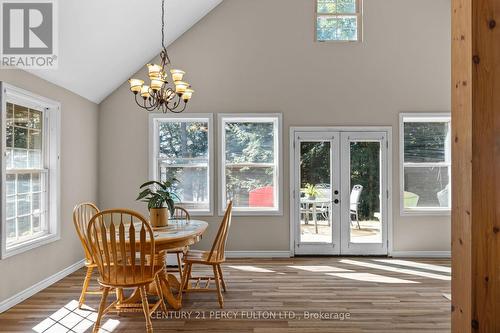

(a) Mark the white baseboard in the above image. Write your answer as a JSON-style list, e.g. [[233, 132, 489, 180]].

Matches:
[[391, 251, 451, 258], [225, 251, 291, 258], [0, 259, 86, 313], [225, 251, 451, 259]]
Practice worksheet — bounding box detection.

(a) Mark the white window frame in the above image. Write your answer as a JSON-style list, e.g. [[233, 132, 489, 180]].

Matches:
[[399, 112, 451, 216], [315, 0, 363, 43], [149, 113, 214, 216], [218, 113, 283, 216], [1, 82, 61, 259]]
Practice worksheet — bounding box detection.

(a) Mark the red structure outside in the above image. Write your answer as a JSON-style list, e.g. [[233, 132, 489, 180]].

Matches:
[[249, 186, 274, 207]]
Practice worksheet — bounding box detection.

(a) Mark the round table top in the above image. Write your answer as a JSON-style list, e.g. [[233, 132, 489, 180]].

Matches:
[[151, 219, 208, 250]]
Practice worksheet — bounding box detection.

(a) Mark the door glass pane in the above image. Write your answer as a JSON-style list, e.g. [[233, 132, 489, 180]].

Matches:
[[300, 141, 332, 243], [349, 141, 382, 244]]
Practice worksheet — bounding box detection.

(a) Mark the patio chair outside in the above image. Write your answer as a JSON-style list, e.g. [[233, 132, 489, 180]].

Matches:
[[350, 185, 363, 229]]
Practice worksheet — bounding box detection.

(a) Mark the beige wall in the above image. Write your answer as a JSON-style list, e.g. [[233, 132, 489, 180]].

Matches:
[[0, 70, 99, 302], [99, 0, 451, 253]]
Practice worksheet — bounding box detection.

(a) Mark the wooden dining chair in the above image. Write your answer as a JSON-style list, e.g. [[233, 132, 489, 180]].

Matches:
[[168, 206, 191, 281], [87, 209, 166, 333], [73, 202, 101, 308], [181, 201, 233, 308]]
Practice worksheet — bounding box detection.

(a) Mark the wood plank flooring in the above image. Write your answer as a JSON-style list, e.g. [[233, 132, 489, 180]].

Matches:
[[0, 257, 451, 333]]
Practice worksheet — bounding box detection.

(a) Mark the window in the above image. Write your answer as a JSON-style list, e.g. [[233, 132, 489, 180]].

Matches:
[[316, 0, 362, 42], [400, 113, 451, 215], [219, 114, 282, 215], [149, 114, 213, 215], [1, 83, 60, 258]]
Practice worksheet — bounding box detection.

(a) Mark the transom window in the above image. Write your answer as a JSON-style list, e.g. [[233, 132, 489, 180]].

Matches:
[[400, 113, 451, 214], [149, 114, 213, 215], [219, 114, 282, 215], [1, 83, 60, 258], [316, 0, 362, 42]]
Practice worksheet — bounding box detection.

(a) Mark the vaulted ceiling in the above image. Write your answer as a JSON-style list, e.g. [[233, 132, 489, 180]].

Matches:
[[28, 0, 222, 103]]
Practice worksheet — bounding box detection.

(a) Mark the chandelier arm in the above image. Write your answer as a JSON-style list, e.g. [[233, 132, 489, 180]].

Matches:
[[167, 94, 182, 111], [135, 94, 157, 112], [170, 100, 187, 113]]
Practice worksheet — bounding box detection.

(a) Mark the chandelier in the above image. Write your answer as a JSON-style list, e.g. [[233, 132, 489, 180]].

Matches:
[[128, 0, 193, 113]]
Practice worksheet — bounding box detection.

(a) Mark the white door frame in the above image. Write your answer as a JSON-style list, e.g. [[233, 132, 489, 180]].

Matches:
[[292, 131, 341, 255], [340, 131, 389, 255], [289, 126, 393, 257]]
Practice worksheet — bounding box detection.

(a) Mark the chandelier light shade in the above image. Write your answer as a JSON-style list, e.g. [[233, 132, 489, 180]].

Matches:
[[128, 0, 193, 113]]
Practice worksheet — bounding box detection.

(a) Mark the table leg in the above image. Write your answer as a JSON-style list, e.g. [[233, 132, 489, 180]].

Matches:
[[157, 267, 182, 310], [304, 204, 309, 225], [313, 204, 318, 234]]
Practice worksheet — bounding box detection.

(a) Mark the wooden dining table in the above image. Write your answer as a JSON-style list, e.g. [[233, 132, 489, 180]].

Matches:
[[115, 219, 208, 311]]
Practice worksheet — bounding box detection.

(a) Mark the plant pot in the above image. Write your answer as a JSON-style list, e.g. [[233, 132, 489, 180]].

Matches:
[[150, 207, 169, 227], [308, 195, 316, 200]]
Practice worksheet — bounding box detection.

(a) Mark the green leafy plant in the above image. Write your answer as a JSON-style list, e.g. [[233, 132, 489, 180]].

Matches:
[[136, 179, 180, 215], [305, 183, 319, 198]]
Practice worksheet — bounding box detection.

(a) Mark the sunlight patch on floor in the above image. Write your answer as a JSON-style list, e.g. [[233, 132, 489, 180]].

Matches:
[[32, 300, 119, 333], [327, 272, 418, 284], [372, 259, 451, 273], [288, 265, 353, 272], [228, 265, 276, 273], [340, 259, 451, 281]]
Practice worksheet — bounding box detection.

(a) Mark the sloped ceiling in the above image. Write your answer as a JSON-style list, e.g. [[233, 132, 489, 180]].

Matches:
[[28, 0, 222, 104]]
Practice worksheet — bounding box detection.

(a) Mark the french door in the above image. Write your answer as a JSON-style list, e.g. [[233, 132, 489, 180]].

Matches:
[[292, 129, 389, 256]]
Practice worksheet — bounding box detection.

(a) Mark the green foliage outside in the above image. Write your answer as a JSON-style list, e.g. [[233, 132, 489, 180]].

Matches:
[[403, 122, 450, 206], [316, 0, 357, 41], [317, 0, 356, 14], [404, 122, 447, 162], [224, 122, 275, 206], [159, 121, 276, 207], [158, 122, 209, 203], [300, 142, 380, 221]]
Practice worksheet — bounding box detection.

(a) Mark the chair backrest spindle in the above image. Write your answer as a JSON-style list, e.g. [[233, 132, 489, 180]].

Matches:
[[172, 206, 191, 221]]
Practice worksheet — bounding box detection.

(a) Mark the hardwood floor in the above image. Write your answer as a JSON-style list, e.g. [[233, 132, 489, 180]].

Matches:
[[0, 257, 451, 333]]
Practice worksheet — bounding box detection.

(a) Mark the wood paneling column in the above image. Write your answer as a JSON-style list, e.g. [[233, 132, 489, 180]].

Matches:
[[451, 0, 500, 332]]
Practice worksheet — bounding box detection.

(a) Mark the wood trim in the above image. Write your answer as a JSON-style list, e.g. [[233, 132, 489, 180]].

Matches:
[[452, 0, 500, 331]]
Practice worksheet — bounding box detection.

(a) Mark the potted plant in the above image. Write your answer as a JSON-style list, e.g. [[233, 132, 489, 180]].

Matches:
[[136, 179, 179, 227], [305, 183, 319, 200]]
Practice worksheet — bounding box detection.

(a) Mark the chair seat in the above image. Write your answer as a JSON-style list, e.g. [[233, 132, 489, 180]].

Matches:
[[98, 265, 163, 288], [184, 249, 223, 264]]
